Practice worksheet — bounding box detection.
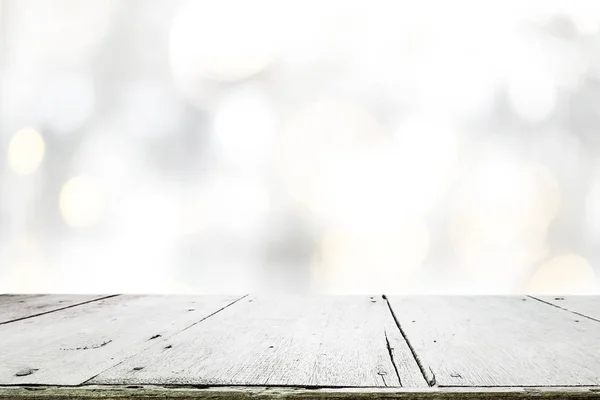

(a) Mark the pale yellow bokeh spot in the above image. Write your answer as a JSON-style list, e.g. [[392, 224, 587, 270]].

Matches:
[[59, 176, 105, 228], [7, 127, 46, 175], [528, 254, 598, 295]]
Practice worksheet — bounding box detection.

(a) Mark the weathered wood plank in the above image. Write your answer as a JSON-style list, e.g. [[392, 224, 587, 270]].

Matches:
[[0, 295, 244, 385], [533, 296, 600, 322], [386, 296, 600, 386], [2, 385, 600, 400], [0, 295, 111, 325], [381, 308, 429, 388], [91, 296, 427, 387]]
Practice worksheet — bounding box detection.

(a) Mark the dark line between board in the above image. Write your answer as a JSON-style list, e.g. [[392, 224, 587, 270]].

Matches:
[[382, 295, 435, 387], [79, 294, 249, 386], [380, 374, 388, 387], [383, 330, 402, 387], [0, 295, 120, 326], [527, 296, 600, 324], [178, 294, 249, 333], [428, 367, 437, 387]]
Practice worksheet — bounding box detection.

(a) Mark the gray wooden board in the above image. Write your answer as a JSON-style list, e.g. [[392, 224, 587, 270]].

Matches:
[[0, 295, 243, 385], [533, 296, 600, 322], [91, 296, 428, 387], [0, 295, 110, 325], [386, 296, 600, 387]]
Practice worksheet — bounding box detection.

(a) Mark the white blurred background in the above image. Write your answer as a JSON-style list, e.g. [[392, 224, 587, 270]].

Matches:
[[1, 0, 600, 295]]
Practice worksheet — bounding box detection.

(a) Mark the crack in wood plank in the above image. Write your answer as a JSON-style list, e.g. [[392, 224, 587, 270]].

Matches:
[[382, 295, 435, 387], [60, 340, 113, 351], [428, 367, 437, 387], [527, 296, 600, 324], [0, 295, 119, 326], [379, 374, 388, 387], [79, 295, 249, 386], [178, 295, 249, 334], [384, 330, 401, 387]]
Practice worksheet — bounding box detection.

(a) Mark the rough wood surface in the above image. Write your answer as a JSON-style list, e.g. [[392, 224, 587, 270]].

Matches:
[[91, 296, 427, 387], [0, 295, 244, 386], [0, 295, 110, 325], [1, 386, 600, 400], [3, 295, 600, 392], [385, 296, 600, 387], [532, 296, 600, 322]]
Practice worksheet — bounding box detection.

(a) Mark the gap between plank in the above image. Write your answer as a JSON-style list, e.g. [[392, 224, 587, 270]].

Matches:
[[380, 374, 388, 387], [0, 295, 120, 326], [178, 294, 249, 333], [382, 295, 436, 387], [383, 330, 401, 387], [527, 296, 600, 324], [79, 294, 249, 386]]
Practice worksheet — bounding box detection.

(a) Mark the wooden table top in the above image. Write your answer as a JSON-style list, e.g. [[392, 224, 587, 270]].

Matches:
[[1, 295, 600, 399]]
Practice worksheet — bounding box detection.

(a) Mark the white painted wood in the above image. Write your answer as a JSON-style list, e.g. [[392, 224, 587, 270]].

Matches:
[[0, 295, 243, 385], [386, 296, 600, 386], [2, 385, 600, 399], [534, 296, 600, 322], [92, 296, 427, 387], [381, 308, 429, 388], [0, 295, 109, 325]]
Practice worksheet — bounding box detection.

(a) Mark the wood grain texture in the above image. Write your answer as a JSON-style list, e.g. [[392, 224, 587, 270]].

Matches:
[[91, 296, 427, 387], [0, 295, 111, 325], [386, 296, 600, 387], [2, 386, 600, 400], [533, 296, 600, 322], [0, 295, 244, 386]]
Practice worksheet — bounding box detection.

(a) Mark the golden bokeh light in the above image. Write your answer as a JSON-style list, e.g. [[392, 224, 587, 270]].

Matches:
[[59, 176, 105, 228], [169, 0, 277, 84], [528, 254, 598, 294], [7, 127, 46, 175]]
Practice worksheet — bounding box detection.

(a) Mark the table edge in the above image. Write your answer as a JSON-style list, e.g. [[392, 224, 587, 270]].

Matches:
[[1, 386, 599, 399]]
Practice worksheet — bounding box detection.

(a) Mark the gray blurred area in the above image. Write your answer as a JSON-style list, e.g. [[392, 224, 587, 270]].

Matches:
[[1, 0, 600, 294]]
